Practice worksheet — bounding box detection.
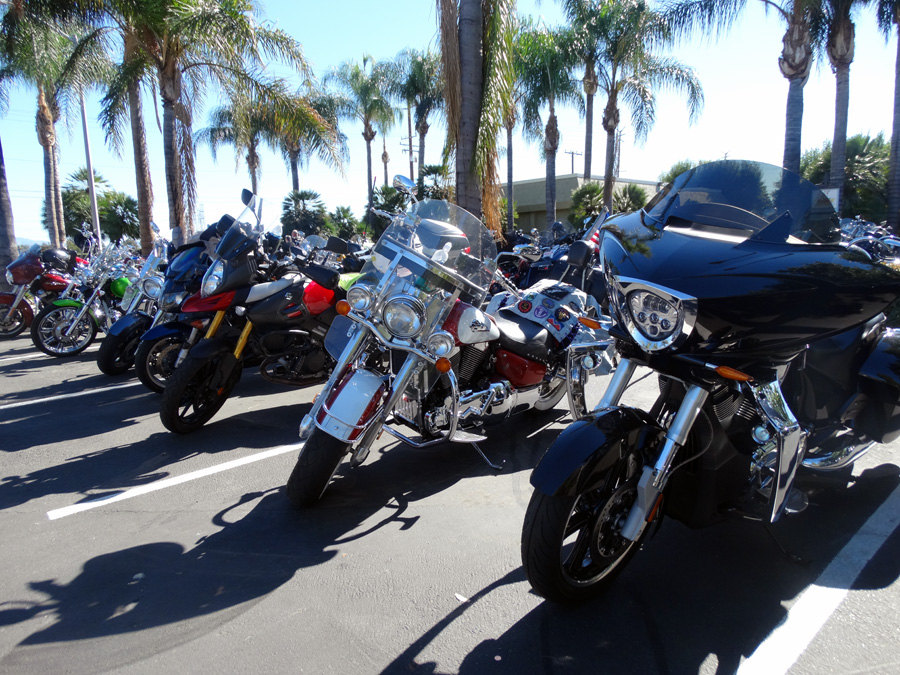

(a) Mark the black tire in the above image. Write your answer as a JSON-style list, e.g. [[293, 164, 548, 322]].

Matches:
[[96, 324, 144, 375], [528, 377, 567, 415], [285, 429, 349, 507], [30, 304, 97, 357], [521, 448, 645, 603], [0, 303, 27, 339], [135, 333, 190, 393], [159, 352, 241, 433]]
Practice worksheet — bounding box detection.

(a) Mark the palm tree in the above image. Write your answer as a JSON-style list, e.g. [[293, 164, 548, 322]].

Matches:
[[438, 0, 516, 234], [503, 18, 526, 233], [327, 55, 396, 218], [517, 22, 583, 226], [0, 137, 16, 293], [591, 1, 703, 211], [877, 0, 900, 230], [392, 49, 444, 183], [667, 0, 818, 176], [280, 92, 346, 193]]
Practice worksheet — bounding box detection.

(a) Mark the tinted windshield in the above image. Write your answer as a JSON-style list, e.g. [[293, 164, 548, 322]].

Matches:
[[361, 199, 498, 306], [644, 160, 840, 245]]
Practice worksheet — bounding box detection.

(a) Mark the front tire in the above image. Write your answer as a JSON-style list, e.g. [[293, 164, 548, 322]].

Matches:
[[159, 352, 241, 433], [529, 377, 567, 413], [30, 304, 97, 357], [97, 324, 145, 375], [521, 448, 644, 603], [0, 303, 27, 339], [286, 429, 349, 507], [135, 333, 190, 393]]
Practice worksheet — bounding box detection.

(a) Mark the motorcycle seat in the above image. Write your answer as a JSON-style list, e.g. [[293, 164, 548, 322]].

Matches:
[[493, 310, 554, 364]]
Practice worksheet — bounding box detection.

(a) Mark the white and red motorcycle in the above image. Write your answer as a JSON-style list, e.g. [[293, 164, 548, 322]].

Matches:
[[285, 176, 614, 506]]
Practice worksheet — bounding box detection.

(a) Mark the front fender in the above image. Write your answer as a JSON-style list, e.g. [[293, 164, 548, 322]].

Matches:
[[184, 337, 241, 389], [0, 293, 34, 324], [531, 406, 665, 497], [141, 321, 192, 342], [315, 368, 387, 443], [187, 336, 236, 361], [51, 298, 85, 309], [108, 312, 153, 337]]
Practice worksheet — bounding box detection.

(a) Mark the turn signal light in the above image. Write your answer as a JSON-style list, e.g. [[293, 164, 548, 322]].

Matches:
[[336, 299, 351, 316], [714, 366, 753, 382], [578, 316, 604, 330], [435, 357, 452, 373]]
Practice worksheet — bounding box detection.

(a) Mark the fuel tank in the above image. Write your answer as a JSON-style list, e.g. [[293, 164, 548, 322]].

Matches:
[[601, 210, 900, 359]]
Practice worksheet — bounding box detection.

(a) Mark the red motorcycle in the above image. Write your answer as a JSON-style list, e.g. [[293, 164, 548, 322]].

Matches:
[[1, 245, 83, 339]]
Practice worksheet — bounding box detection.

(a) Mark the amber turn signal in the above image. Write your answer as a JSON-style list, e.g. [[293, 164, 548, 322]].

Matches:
[[714, 366, 753, 382], [435, 357, 452, 373], [336, 299, 351, 316], [578, 316, 604, 330]]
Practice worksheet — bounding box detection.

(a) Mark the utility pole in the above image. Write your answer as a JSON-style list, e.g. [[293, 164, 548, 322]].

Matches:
[[68, 34, 101, 245], [565, 150, 582, 175]]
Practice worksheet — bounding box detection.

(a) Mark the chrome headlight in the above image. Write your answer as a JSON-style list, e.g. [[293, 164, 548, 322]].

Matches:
[[382, 296, 426, 338], [4, 270, 12, 285], [612, 277, 696, 352], [346, 284, 374, 312], [141, 276, 163, 299], [426, 331, 455, 357], [201, 259, 224, 297]]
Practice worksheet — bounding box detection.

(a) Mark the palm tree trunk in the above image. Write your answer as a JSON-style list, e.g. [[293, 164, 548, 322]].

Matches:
[[506, 122, 514, 234], [457, 0, 483, 218], [583, 60, 597, 180], [290, 152, 300, 192], [888, 25, 900, 232], [52, 143, 65, 245], [830, 62, 850, 211], [601, 92, 619, 211], [382, 137, 389, 186], [162, 99, 186, 246], [417, 119, 429, 180], [407, 102, 415, 180], [545, 111, 559, 226], [128, 81, 154, 256], [364, 134, 374, 212], [779, 11, 812, 175], [42, 145, 58, 248], [783, 77, 805, 174], [0, 136, 17, 292]]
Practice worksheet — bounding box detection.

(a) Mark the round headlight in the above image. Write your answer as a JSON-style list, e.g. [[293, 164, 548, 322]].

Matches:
[[382, 296, 426, 338], [627, 290, 680, 343], [201, 260, 224, 297], [426, 331, 455, 357], [141, 276, 163, 299], [346, 285, 373, 312], [5, 270, 13, 285]]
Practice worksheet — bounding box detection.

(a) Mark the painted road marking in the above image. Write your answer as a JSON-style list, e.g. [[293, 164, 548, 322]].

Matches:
[[46, 442, 303, 520], [0, 381, 143, 411], [0, 344, 101, 364], [738, 481, 900, 674]]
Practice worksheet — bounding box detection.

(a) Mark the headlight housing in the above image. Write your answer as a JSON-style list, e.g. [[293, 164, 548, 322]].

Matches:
[[426, 331, 455, 357], [160, 290, 187, 309], [346, 284, 374, 312], [382, 296, 426, 338], [611, 276, 696, 352], [201, 259, 225, 297], [141, 276, 163, 299], [4, 270, 13, 285]]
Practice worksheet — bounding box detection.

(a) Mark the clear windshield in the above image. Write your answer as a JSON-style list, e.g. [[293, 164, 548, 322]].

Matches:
[[643, 160, 840, 245], [360, 199, 498, 307], [12, 244, 41, 264], [215, 196, 266, 261]]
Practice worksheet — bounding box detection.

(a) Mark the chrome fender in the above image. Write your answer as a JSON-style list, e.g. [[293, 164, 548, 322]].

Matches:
[[531, 406, 664, 497], [315, 368, 386, 443]]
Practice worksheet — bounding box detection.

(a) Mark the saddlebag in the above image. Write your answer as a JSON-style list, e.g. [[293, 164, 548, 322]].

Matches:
[[857, 328, 900, 443]]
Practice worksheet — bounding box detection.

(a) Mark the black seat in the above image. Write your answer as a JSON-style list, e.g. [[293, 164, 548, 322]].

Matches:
[[493, 310, 555, 364]]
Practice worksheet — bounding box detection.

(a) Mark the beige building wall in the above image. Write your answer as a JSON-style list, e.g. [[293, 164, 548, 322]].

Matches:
[[501, 173, 661, 232]]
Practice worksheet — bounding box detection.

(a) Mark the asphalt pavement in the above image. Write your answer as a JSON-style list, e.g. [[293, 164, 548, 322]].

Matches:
[[0, 333, 898, 675]]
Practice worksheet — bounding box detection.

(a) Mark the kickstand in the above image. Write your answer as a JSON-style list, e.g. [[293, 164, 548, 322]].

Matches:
[[472, 442, 503, 471], [764, 523, 811, 566]]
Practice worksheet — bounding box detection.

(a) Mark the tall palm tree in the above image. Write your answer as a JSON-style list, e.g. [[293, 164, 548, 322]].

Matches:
[[438, 0, 516, 234], [280, 92, 346, 193], [517, 22, 583, 226], [877, 0, 900, 230], [327, 55, 396, 217], [667, 0, 820, 176], [392, 49, 444, 183], [818, 1, 869, 209], [0, 135, 16, 293], [592, 1, 703, 210]]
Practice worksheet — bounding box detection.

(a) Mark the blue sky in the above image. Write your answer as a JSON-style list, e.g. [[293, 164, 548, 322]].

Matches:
[[1, 0, 896, 243]]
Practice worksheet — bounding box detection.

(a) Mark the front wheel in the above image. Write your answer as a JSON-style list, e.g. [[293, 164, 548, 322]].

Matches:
[[521, 448, 645, 603], [159, 351, 241, 433], [0, 303, 27, 339], [30, 304, 97, 356], [286, 429, 349, 507], [135, 332, 190, 393], [96, 323, 145, 375]]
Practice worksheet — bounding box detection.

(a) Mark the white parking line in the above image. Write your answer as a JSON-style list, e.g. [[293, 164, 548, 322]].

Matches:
[[0, 381, 143, 411], [738, 481, 900, 675], [0, 344, 101, 364], [46, 442, 303, 520]]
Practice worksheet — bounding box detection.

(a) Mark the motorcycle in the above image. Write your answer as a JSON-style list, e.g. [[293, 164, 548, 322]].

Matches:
[[96, 224, 169, 375], [0, 244, 84, 339], [30, 241, 137, 357], [520, 159, 900, 603], [158, 192, 356, 433], [283, 175, 614, 507]]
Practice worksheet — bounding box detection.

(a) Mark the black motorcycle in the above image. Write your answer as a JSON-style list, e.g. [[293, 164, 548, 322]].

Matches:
[[521, 159, 900, 603]]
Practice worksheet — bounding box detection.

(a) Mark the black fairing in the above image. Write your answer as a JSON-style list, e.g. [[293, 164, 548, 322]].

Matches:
[[245, 278, 331, 338]]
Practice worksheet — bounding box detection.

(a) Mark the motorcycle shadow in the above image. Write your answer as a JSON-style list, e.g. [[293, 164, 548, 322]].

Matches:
[[379, 463, 900, 675]]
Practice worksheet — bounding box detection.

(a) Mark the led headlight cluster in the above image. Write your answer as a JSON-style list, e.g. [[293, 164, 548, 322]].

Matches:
[[628, 291, 679, 341], [201, 259, 225, 297], [611, 276, 696, 352], [382, 296, 426, 338]]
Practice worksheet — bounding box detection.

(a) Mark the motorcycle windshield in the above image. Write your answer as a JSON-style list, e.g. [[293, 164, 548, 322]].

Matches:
[[215, 199, 264, 261], [10, 243, 41, 265], [360, 199, 498, 308], [643, 160, 840, 246]]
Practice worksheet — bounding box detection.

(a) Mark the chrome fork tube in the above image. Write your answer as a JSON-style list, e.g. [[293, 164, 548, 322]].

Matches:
[[2, 286, 27, 321], [620, 383, 709, 541], [64, 286, 102, 337], [595, 358, 638, 410]]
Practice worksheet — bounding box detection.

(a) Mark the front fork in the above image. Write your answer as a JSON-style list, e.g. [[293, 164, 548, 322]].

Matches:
[[2, 286, 28, 321], [64, 286, 103, 337]]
